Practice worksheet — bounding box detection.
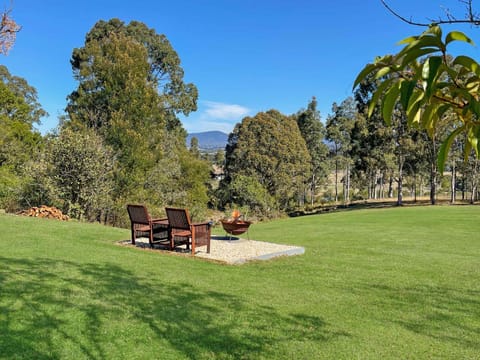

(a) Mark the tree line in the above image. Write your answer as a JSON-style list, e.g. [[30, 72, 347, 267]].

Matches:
[[1, 15, 479, 226]]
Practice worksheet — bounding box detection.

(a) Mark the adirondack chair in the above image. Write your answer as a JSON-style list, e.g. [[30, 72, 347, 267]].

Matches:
[[165, 207, 211, 254], [126, 204, 170, 249]]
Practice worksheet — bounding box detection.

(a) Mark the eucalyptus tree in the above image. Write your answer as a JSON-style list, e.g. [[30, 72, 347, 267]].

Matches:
[[220, 109, 310, 214], [455, 143, 480, 203], [296, 97, 329, 206], [353, 78, 396, 200], [448, 136, 463, 203], [67, 18, 198, 131], [64, 19, 208, 220], [326, 98, 356, 203], [402, 130, 430, 201], [0, 66, 46, 209]]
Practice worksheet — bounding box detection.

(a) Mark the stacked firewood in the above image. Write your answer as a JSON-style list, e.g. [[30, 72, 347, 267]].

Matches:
[[18, 205, 69, 221]]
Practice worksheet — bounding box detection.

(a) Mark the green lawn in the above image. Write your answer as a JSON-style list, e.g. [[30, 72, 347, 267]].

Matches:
[[1, 206, 479, 359]]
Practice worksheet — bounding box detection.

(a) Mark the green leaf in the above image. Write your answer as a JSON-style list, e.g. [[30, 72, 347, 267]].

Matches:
[[407, 101, 422, 126], [353, 63, 378, 89], [438, 126, 465, 173], [435, 81, 452, 90], [464, 141, 472, 162], [382, 82, 401, 125], [426, 25, 442, 38], [467, 126, 479, 158], [400, 47, 440, 68], [367, 78, 394, 118], [397, 35, 418, 45], [465, 78, 480, 92], [375, 66, 392, 79], [421, 102, 439, 130], [436, 104, 450, 119], [403, 35, 444, 53], [475, 125, 480, 156], [422, 56, 443, 99], [400, 80, 415, 110], [453, 55, 480, 76], [445, 31, 475, 46], [467, 97, 480, 118], [406, 89, 424, 114]]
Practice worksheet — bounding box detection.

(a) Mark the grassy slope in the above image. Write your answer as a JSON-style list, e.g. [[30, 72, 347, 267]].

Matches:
[[1, 206, 479, 359]]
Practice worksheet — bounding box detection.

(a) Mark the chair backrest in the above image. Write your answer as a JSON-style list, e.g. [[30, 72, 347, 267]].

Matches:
[[165, 207, 191, 231], [127, 204, 151, 225]]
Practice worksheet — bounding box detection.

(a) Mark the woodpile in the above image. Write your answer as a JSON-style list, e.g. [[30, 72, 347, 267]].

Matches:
[[18, 205, 69, 221]]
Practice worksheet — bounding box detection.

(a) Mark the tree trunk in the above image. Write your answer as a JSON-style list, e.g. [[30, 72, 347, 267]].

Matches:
[[310, 173, 315, 207], [379, 172, 385, 199], [430, 162, 437, 205], [429, 138, 437, 205], [388, 176, 394, 198], [334, 159, 339, 202], [450, 160, 456, 204], [470, 160, 478, 204], [345, 163, 350, 204], [413, 172, 417, 203], [397, 157, 404, 206]]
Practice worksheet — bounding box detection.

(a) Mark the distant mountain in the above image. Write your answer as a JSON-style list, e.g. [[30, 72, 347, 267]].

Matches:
[[186, 131, 228, 151]]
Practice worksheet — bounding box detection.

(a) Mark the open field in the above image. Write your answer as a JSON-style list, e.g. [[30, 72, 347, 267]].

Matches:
[[1, 206, 479, 359]]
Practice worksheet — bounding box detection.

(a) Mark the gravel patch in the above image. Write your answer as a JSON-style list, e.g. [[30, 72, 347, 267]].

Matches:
[[197, 236, 305, 264], [119, 235, 304, 265]]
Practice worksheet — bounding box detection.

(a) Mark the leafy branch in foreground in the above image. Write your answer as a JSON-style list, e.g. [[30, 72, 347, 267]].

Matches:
[[353, 25, 480, 173]]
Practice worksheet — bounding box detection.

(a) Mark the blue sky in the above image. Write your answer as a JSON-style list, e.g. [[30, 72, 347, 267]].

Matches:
[[2, 0, 479, 134]]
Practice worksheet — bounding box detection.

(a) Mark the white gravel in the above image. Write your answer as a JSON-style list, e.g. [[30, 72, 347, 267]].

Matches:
[[121, 236, 305, 265], [196, 236, 305, 264]]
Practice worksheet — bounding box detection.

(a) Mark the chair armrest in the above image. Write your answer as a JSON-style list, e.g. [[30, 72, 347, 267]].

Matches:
[[152, 218, 168, 223]]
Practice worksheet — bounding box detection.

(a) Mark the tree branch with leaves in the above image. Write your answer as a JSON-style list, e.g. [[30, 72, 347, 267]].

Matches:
[[354, 25, 480, 173]]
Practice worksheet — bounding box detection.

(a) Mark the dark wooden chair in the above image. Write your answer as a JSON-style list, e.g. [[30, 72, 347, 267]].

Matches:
[[165, 207, 211, 254], [126, 204, 170, 249]]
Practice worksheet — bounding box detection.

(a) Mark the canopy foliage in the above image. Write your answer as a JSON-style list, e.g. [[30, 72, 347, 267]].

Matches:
[[354, 25, 480, 172]]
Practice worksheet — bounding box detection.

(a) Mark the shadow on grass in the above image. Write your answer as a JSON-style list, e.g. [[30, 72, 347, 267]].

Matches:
[[0, 256, 347, 359], [363, 283, 480, 350]]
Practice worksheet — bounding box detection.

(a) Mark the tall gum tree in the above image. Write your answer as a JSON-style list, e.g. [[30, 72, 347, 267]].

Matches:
[[326, 98, 356, 203], [0, 66, 46, 209], [296, 97, 330, 206], [67, 18, 198, 132], [64, 19, 206, 221]]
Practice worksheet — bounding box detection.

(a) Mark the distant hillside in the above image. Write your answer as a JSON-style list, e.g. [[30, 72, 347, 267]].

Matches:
[[186, 131, 228, 151]]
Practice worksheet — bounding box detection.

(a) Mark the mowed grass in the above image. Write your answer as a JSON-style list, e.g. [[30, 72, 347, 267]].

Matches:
[[1, 206, 479, 359]]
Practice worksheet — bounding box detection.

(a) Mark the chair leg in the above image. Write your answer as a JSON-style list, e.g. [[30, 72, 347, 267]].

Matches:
[[191, 236, 195, 255], [131, 225, 136, 245], [169, 228, 173, 250], [149, 229, 154, 248]]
